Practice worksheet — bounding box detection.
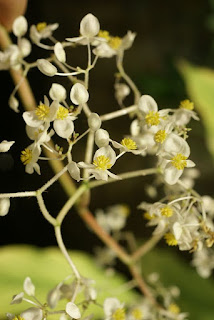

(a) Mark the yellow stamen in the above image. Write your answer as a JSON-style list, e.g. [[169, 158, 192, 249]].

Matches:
[[171, 153, 187, 170], [154, 129, 167, 144], [93, 155, 112, 170], [36, 22, 47, 32], [164, 233, 178, 246], [161, 206, 173, 217], [109, 36, 122, 50], [98, 30, 111, 41], [112, 308, 126, 320], [120, 205, 130, 216], [145, 111, 160, 126], [35, 104, 50, 120], [20, 148, 32, 165], [121, 138, 137, 150], [12, 316, 25, 320], [179, 99, 194, 110], [168, 303, 180, 314], [131, 309, 143, 320], [56, 106, 69, 120]]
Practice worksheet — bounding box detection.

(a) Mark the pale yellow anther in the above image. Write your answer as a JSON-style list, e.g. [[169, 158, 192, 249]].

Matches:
[[112, 308, 126, 320], [109, 36, 122, 50], [12, 316, 25, 320], [161, 206, 173, 217], [145, 111, 160, 126], [168, 303, 180, 314], [35, 104, 50, 120], [179, 99, 194, 111], [121, 205, 130, 216], [143, 212, 156, 220], [98, 30, 111, 41], [154, 129, 167, 144], [21, 148, 32, 165], [56, 106, 69, 120], [131, 308, 143, 320], [93, 155, 112, 170], [171, 153, 187, 170], [36, 22, 47, 32], [164, 233, 178, 246], [121, 138, 137, 150]]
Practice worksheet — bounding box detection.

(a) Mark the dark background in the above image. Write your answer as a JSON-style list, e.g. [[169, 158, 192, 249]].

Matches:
[[1, 0, 214, 255]]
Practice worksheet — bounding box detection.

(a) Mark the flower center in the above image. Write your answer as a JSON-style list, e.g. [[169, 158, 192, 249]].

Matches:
[[154, 129, 167, 143], [121, 138, 137, 150], [131, 309, 143, 320], [145, 111, 160, 126], [35, 104, 50, 120], [112, 308, 126, 320], [12, 316, 25, 320], [161, 206, 173, 217], [164, 233, 178, 246], [36, 22, 47, 32], [93, 155, 112, 170], [109, 36, 122, 50], [20, 148, 32, 165], [98, 30, 110, 41], [171, 153, 187, 170], [179, 99, 194, 110], [56, 106, 69, 120], [168, 303, 180, 314]]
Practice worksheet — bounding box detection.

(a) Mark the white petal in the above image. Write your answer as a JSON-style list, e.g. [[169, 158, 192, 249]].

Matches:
[[23, 111, 43, 127], [49, 83, 66, 101], [103, 298, 121, 317], [0, 140, 15, 152], [47, 286, 61, 309], [54, 42, 66, 63], [173, 222, 182, 240], [164, 133, 190, 157], [88, 113, 101, 131], [80, 13, 100, 38], [164, 164, 183, 185], [93, 43, 116, 58], [37, 59, 57, 77], [0, 198, 10, 216], [19, 38, 32, 57], [94, 146, 116, 166], [121, 31, 136, 50], [10, 292, 24, 305], [66, 302, 81, 319], [138, 95, 158, 114], [13, 16, 28, 37], [53, 119, 74, 139], [21, 308, 43, 320], [68, 162, 81, 182], [70, 83, 89, 105], [95, 129, 109, 147], [23, 277, 35, 296], [186, 160, 195, 168]]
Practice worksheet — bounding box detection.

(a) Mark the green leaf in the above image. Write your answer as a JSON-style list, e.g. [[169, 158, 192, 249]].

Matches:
[[177, 60, 214, 159], [143, 247, 214, 320], [0, 245, 138, 319]]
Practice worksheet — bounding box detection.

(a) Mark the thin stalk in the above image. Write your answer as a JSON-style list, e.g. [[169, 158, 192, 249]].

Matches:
[[100, 105, 137, 121], [0, 191, 36, 198], [36, 193, 57, 226]]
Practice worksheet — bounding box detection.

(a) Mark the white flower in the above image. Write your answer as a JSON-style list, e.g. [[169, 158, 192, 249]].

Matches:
[[114, 83, 130, 106], [78, 146, 119, 181], [93, 42, 116, 58], [120, 31, 136, 50], [30, 23, 59, 44], [162, 134, 195, 185], [103, 297, 125, 320], [21, 308, 43, 320], [111, 137, 145, 155], [20, 143, 41, 175], [37, 59, 57, 77], [12, 16, 28, 37], [192, 247, 214, 278], [0, 198, 10, 216], [54, 42, 66, 63], [88, 113, 101, 131], [173, 99, 199, 126], [67, 161, 81, 182], [10, 292, 24, 304], [23, 277, 35, 296], [95, 129, 110, 147], [66, 302, 81, 319], [49, 83, 67, 102], [70, 83, 89, 105], [0, 140, 15, 152]]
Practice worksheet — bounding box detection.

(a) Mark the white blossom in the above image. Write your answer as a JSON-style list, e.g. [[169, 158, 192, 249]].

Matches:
[[0, 198, 10, 216], [12, 16, 28, 37], [0, 140, 15, 152], [70, 83, 89, 105]]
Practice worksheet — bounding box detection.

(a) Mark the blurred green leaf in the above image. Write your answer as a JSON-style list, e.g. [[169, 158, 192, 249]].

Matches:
[[143, 248, 214, 320], [177, 60, 214, 160], [0, 245, 138, 319]]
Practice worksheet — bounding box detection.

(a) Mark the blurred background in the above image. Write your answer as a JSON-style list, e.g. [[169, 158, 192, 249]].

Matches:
[[1, 0, 214, 318]]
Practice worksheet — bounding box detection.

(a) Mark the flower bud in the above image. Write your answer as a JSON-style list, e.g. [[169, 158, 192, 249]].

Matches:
[[88, 113, 101, 131], [95, 129, 109, 148], [70, 83, 89, 105], [54, 42, 66, 63], [21, 308, 43, 320], [23, 277, 35, 296], [12, 16, 28, 37], [9, 95, 19, 112], [68, 162, 80, 182], [37, 59, 57, 77], [66, 302, 81, 319], [0, 198, 10, 216], [49, 83, 66, 101], [19, 38, 32, 57], [80, 13, 100, 37], [0, 140, 15, 152]]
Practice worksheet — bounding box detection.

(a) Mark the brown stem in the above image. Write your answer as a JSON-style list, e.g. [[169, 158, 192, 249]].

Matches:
[[132, 233, 163, 262]]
